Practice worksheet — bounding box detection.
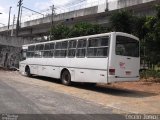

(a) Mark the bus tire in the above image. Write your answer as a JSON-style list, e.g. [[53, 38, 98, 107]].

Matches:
[[61, 70, 71, 86], [25, 66, 32, 77]]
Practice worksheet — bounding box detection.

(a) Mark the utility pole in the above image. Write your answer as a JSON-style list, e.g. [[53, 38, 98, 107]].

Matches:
[[105, 0, 108, 11], [8, 6, 12, 36], [16, 0, 23, 37], [51, 5, 55, 27], [8, 6, 12, 30], [19, 6, 22, 27], [11, 14, 15, 36], [50, 5, 55, 40]]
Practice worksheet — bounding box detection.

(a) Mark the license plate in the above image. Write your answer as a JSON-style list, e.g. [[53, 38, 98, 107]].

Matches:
[[126, 71, 131, 75]]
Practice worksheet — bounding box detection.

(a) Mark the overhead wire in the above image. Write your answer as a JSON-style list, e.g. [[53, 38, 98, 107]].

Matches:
[[20, 0, 100, 22]]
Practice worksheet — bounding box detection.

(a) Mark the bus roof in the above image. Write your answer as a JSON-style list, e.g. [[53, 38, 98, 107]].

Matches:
[[22, 32, 139, 47]]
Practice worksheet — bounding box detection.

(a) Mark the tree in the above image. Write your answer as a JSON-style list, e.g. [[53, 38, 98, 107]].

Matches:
[[110, 10, 147, 39], [50, 24, 70, 40], [143, 6, 160, 68], [133, 16, 147, 39], [69, 22, 106, 37], [49, 22, 107, 40], [110, 10, 135, 33]]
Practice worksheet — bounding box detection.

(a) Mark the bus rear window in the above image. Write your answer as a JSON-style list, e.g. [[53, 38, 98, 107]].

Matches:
[[116, 36, 139, 57]]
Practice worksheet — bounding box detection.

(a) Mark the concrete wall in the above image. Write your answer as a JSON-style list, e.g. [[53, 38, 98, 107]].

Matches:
[[117, 0, 153, 9], [0, 35, 36, 68], [0, 35, 35, 47], [108, 0, 154, 10], [0, 45, 21, 68], [21, 6, 98, 29]]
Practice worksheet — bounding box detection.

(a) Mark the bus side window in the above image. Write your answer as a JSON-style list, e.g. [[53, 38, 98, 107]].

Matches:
[[55, 41, 68, 58], [68, 40, 77, 58], [76, 39, 86, 58], [87, 37, 109, 57], [55, 42, 61, 57], [21, 49, 27, 60], [50, 43, 55, 57], [27, 45, 35, 58], [35, 44, 44, 58], [43, 43, 54, 58], [61, 41, 68, 57]]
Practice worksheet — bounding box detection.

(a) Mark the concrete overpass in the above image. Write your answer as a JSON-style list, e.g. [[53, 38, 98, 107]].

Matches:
[[0, 0, 159, 37]]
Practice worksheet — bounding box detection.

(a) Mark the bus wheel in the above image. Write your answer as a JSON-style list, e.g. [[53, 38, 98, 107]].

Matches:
[[61, 70, 71, 86], [25, 66, 32, 77]]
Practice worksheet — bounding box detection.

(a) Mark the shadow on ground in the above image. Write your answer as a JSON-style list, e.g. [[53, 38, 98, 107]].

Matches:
[[31, 75, 157, 98]]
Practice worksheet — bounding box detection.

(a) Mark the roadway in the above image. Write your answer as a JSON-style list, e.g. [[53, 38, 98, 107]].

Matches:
[[0, 70, 125, 120]]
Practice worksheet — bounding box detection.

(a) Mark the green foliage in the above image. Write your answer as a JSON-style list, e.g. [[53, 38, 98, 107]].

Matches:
[[50, 24, 70, 40], [50, 22, 106, 40], [140, 70, 160, 78], [143, 7, 160, 66], [70, 22, 106, 37], [155, 4, 160, 18], [133, 16, 147, 39], [110, 10, 134, 33], [110, 10, 147, 39]]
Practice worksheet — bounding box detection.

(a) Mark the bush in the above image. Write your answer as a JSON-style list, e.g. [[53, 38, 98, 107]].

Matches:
[[140, 70, 160, 78]]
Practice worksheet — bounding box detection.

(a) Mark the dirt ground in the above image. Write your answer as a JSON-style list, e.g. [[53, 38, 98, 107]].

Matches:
[[0, 70, 160, 114], [106, 81, 160, 94]]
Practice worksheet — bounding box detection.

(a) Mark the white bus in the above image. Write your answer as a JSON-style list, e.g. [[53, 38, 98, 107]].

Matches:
[[19, 32, 140, 85]]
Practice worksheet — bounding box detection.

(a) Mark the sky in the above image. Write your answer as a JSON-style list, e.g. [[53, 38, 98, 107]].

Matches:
[[0, 0, 116, 26]]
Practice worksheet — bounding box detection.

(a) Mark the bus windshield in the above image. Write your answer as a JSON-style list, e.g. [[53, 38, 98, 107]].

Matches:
[[116, 36, 139, 57]]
